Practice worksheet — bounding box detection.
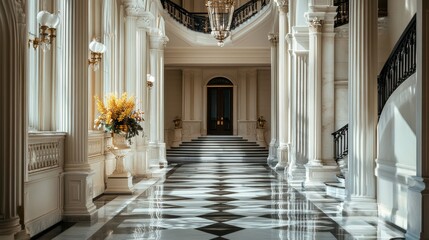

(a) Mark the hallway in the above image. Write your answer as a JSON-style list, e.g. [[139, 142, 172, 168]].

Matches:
[[37, 163, 404, 240]]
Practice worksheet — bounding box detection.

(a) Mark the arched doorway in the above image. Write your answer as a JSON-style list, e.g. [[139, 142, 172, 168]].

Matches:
[[207, 77, 233, 135]]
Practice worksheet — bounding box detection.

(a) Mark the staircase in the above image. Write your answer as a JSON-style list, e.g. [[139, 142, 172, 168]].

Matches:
[[167, 136, 268, 163]]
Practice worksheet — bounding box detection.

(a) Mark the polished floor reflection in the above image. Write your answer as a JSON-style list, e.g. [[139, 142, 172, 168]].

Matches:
[[44, 163, 405, 240]]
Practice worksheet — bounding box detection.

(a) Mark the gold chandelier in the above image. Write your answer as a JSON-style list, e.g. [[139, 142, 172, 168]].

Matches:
[[206, 0, 235, 47]]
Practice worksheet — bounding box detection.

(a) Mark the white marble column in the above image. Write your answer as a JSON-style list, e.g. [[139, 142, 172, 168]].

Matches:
[[149, 34, 169, 168], [406, 1, 429, 239], [274, 0, 290, 170], [288, 49, 308, 182], [0, 1, 27, 238], [267, 33, 279, 166], [303, 5, 338, 184], [60, 0, 97, 222], [306, 17, 323, 167], [134, 15, 152, 177], [343, 0, 378, 214]]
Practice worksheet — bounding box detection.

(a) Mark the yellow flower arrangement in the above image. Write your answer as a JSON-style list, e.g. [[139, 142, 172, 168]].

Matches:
[[94, 93, 144, 140]]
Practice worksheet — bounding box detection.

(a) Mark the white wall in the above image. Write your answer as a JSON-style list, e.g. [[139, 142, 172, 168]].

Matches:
[[376, 73, 417, 229], [164, 69, 183, 147], [387, 0, 417, 52], [257, 69, 271, 145], [164, 66, 271, 144]]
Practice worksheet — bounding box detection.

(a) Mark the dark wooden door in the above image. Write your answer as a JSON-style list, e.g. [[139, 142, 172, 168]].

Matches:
[[207, 87, 233, 135]]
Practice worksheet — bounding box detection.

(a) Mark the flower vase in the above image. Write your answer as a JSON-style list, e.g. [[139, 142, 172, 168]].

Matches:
[[105, 133, 134, 194]]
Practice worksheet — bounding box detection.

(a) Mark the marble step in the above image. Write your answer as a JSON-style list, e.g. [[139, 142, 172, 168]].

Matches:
[[167, 156, 267, 162], [325, 182, 346, 199]]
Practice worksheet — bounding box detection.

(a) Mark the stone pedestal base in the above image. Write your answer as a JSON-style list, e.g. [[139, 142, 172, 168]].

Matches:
[[304, 165, 339, 185], [105, 172, 134, 194], [159, 143, 168, 168], [63, 171, 98, 222], [256, 128, 267, 148], [286, 166, 306, 186], [405, 176, 429, 240], [171, 128, 182, 148], [267, 141, 278, 166], [275, 144, 289, 170], [340, 197, 378, 216]]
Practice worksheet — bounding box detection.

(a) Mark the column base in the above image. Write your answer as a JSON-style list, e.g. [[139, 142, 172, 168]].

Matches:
[[340, 197, 378, 216], [63, 171, 98, 223], [158, 143, 168, 168], [104, 172, 135, 195], [405, 176, 429, 240], [286, 166, 306, 186], [267, 141, 278, 166], [0, 218, 21, 239], [275, 144, 289, 170], [304, 163, 339, 185]]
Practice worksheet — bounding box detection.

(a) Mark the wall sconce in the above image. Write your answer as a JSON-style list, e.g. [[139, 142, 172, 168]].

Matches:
[[147, 74, 155, 88], [88, 39, 106, 71], [28, 11, 60, 51]]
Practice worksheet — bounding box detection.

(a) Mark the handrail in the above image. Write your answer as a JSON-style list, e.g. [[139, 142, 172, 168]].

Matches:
[[160, 0, 211, 33], [378, 14, 416, 116], [332, 124, 348, 162], [231, 0, 269, 30], [160, 0, 270, 33], [334, 0, 388, 28]]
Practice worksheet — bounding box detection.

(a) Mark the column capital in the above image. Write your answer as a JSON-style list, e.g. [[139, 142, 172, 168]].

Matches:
[[137, 12, 154, 29], [123, 0, 144, 17], [274, 0, 288, 13], [149, 34, 169, 50], [308, 17, 323, 32], [268, 33, 278, 45]]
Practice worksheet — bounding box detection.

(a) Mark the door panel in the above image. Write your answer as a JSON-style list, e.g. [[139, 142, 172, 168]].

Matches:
[[207, 87, 233, 135]]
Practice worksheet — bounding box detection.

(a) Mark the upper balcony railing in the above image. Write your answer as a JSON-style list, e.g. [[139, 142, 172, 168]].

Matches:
[[378, 14, 416, 116], [160, 0, 270, 33], [334, 0, 388, 28]]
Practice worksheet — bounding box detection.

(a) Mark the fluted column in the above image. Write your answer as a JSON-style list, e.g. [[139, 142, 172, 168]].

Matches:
[[60, 0, 97, 221], [343, 0, 378, 214], [123, 0, 140, 94], [306, 17, 323, 167], [406, 1, 429, 239], [267, 33, 279, 166], [288, 50, 308, 181], [274, 0, 290, 170], [134, 14, 152, 177], [0, 1, 26, 237], [149, 34, 169, 168]]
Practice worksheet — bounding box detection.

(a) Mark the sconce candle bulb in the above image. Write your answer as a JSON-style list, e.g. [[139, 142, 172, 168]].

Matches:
[[147, 74, 155, 88], [88, 39, 106, 71], [29, 11, 60, 51]]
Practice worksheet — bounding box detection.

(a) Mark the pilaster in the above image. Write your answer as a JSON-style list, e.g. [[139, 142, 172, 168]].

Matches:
[[267, 33, 279, 166], [406, 1, 429, 238], [274, 0, 290, 170], [0, 1, 27, 238], [343, 0, 378, 215], [149, 34, 169, 168], [60, 0, 97, 222]]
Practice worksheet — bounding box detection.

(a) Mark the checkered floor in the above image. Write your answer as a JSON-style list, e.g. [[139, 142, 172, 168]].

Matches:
[[45, 163, 405, 240]]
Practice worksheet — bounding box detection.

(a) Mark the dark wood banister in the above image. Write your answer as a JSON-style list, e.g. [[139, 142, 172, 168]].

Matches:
[[378, 14, 416, 116]]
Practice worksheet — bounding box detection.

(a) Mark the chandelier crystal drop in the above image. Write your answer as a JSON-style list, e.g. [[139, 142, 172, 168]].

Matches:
[[206, 0, 235, 47]]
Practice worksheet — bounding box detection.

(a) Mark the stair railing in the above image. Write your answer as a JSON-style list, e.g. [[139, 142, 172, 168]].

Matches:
[[378, 14, 416, 116], [332, 124, 348, 162], [160, 0, 270, 33], [231, 0, 269, 30], [160, 0, 211, 33], [333, 0, 388, 28]]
